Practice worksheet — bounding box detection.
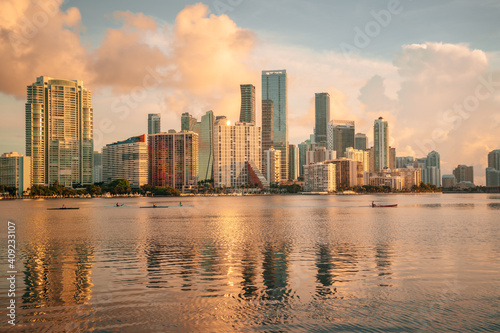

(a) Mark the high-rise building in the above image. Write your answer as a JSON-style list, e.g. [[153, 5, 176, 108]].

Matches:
[[148, 131, 199, 190], [304, 163, 336, 192], [373, 117, 389, 173], [488, 149, 500, 169], [199, 111, 214, 182], [327, 120, 355, 157], [486, 149, 500, 187], [0, 152, 31, 196], [181, 112, 198, 132], [262, 70, 288, 181], [393, 168, 422, 190], [423, 151, 441, 187], [240, 84, 256, 124], [389, 147, 396, 170], [102, 135, 148, 189], [26, 76, 93, 186], [264, 148, 281, 184], [93, 152, 102, 184], [325, 159, 358, 189], [354, 133, 368, 151], [213, 117, 262, 188], [453, 165, 474, 184], [262, 100, 274, 166], [148, 114, 161, 135], [288, 144, 299, 181], [298, 141, 310, 177], [345, 147, 369, 173], [315, 93, 330, 148]]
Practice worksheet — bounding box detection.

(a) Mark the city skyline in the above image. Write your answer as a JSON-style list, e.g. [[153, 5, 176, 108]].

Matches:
[[0, 1, 499, 184]]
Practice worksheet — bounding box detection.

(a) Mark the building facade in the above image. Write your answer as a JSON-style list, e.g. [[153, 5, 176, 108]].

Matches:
[[288, 144, 299, 181], [181, 112, 198, 132], [315, 93, 330, 148], [26, 76, 93, 186], [325, 159, 358, 189], [453, 165, 474, 184], [93, 152, 102, 184], [0, 152, 31, 196], [198, 111, 214, 182], [262, 70, 288, 181], [148, 114, 161, 135], [148, 131, 199, 190], [373, 117, 389, 173], [327, 120, 355, 157], [486, 149, 500, 187], [213, 118, 261, 188], [442, 175, 457, 189], [240, 84, 256, 124], [306, 147, 336, 165], [264, 148, 281, 184], [304, 163, 336, 192], [102, 135, 148, 189], [354, 133, 368, 151]]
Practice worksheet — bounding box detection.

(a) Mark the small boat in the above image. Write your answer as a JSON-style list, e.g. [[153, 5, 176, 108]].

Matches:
[[47, 207, 80, 210], [372, 204, 398, 208]]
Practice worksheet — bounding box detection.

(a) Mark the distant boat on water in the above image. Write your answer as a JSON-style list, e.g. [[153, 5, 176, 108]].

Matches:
[[47, 207, 80, 210], [372, 204, 398, 208]]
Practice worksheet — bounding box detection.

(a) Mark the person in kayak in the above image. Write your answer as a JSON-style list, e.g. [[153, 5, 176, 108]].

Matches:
[[116, 203, 120, 207], [153, 203, 157, 207]]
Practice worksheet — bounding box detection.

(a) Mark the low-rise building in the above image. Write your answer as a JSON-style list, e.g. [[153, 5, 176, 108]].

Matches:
[[304, 163, 336, 192]]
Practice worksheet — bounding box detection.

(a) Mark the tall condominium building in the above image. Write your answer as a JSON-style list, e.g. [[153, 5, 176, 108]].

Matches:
[[389, 147, 396, 170], [240, 84, 256, 124], [354, 133, 368, 151], [262, 70, 288, 181], [181, 112, 198, 132], [288, 144, 299, 181], [298, 141, 310, 177], [93, 151, 102, 184], [327, 120, 355, 156], [261, 100, 274, 164], [325, 159, 358, 189], [373, 117, 389, 173], [423, 150, 441, 187], [148, 131, 199, 190], [213, 117, 262, 188], [453, 165, 474, 184], [304, 163, 336, 192], [264, 148, 281, 184], [0, 152, 31, 196], [486, 149, 500, 186], [198, 111, 214, 182], [315, 93, 330, 148], [102, 135, 148, 189], [26, 76, 93, 186], [148, 114, 161, 135]]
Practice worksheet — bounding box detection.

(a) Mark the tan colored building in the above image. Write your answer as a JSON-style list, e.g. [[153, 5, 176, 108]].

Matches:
[[264, 148, 281, 184], [304, 163, 336, 192], [0, 152, 31, 195], [393, 168, 422, 190], [213, 118, 261, 188]]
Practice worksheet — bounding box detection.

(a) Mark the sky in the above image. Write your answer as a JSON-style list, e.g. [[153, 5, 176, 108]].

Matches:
[[0, 0, 499, 184]]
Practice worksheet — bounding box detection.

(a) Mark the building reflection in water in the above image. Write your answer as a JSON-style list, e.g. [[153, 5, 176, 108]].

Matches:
[[239, 245, 259, 300]]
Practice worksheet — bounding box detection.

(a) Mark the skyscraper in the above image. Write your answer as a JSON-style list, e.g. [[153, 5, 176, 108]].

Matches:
[[315, 93, 330, 148], [26, 76, 93, 186], [453, 165, 474, 184], [298, 141, 310, 177], [213, 117, 262, 188], [261, 100, 274, 160], [148, 114, 161, 135], [181, 112, 197, 132], [93, 151, 102, 184], [327, 120, 355, 157], [424, 151, 441, 187], [199, 111, 215, 182], [240, 84, 256, 124], [264, 148, 281, 184], [354, 133, 368, 151], [102, 135, 148, 189], [148, 132, 199, 190], [262, 70, 288, 181], [373, 117, 389, 173], [486, 149, 500, 186], [288, 144, 299, 181]]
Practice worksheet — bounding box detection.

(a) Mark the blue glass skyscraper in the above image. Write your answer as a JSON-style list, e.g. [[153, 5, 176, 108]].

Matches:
[[262, 70, 288, 180]]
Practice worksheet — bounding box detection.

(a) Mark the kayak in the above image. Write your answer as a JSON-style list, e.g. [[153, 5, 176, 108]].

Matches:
[[372, 204, 398, 208], [47, 207, 80, 210]]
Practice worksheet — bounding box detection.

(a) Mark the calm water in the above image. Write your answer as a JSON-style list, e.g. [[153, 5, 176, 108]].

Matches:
[[0, 194, 499, 332]]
